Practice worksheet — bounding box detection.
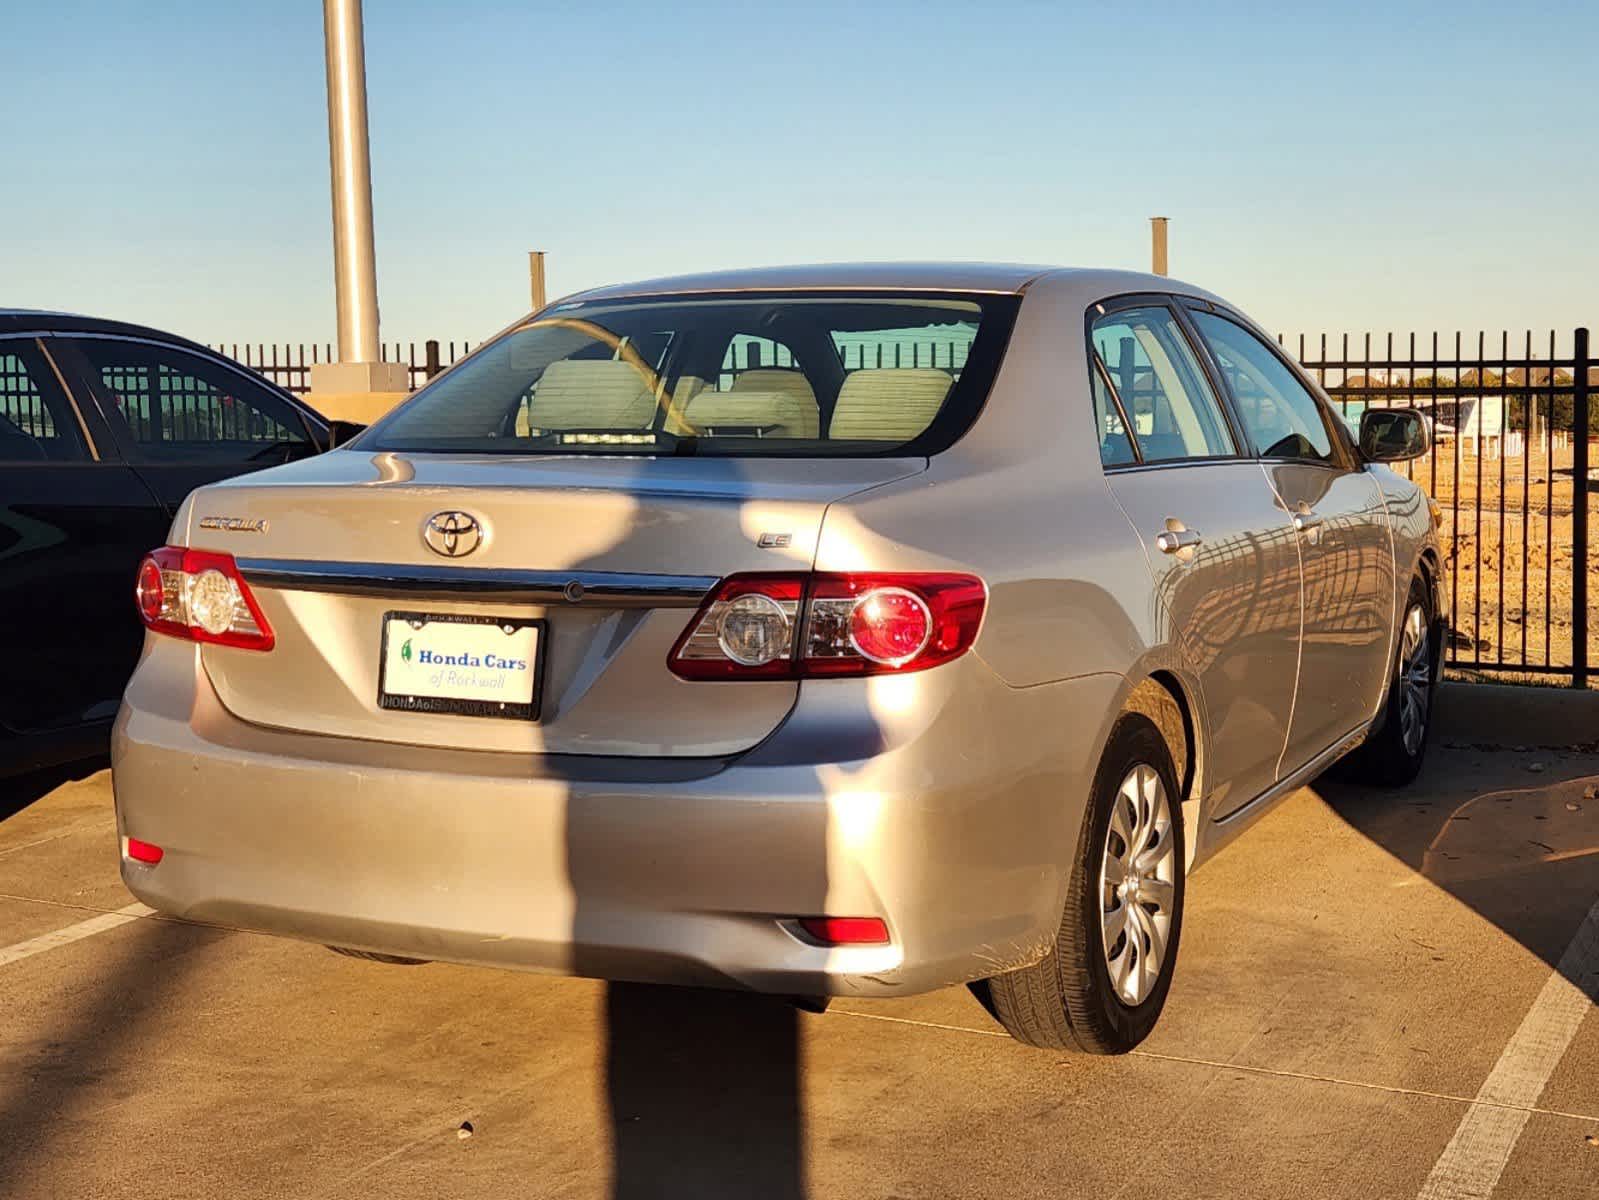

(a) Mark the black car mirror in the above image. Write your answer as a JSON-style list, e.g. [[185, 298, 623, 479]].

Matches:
[[1359, 408, 1430, 463], [327, 420, 367, 449]]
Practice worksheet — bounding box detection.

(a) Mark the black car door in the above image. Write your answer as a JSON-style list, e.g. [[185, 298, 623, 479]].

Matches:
[[52, 336, 325, 515], [0, 335, 169, 743]]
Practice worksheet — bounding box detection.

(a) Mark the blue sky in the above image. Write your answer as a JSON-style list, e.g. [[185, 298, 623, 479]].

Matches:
[[5, 1, 1595, 348]]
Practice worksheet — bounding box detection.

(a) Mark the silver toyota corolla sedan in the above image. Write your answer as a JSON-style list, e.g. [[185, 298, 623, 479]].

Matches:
[[112, 264, 1441, 1053]]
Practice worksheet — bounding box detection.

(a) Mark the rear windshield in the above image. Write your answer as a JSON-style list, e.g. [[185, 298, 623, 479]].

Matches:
[[361, 292, 1018, 457]]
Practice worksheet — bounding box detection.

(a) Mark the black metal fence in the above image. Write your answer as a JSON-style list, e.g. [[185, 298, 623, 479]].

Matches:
[[210, 339, 474, 395], [1287, 327, 1592, 687], [219, 327, 1596, 687], [0, 348, 58, 440]]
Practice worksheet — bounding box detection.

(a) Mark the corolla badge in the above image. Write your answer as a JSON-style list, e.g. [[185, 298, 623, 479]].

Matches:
[[422, 511, 483, 558], [198, 516, 269, 534]]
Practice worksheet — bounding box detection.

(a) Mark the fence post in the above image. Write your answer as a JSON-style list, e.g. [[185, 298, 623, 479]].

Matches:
[[1574, 326, 1590, 688], [424, 339, 441, 380]]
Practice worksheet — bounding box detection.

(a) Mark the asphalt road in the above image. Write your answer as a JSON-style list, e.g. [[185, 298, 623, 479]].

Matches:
[[2, 726, 1597, 1198]]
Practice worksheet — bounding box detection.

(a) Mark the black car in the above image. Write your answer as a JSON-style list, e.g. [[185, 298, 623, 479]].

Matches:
[[1, 310, 339, 778]]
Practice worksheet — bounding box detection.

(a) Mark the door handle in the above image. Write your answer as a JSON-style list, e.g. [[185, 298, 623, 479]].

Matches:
[[1154, 527, 1203, 554], [1292, 509, 1323, 533]]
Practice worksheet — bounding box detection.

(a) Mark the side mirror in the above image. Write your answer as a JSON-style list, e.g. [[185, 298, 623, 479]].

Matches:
[[1359, 408, 1430, 463], [326, 419, 367, 450]]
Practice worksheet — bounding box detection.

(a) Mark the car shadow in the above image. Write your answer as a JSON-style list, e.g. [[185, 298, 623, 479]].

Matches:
[[0, 754, 108, 825], [0, 918, 223, 1192], [1316, 745, 1599, 986]]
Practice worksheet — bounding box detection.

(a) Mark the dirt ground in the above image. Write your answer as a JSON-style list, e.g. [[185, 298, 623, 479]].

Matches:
[[1397, 437, 1596, 681]]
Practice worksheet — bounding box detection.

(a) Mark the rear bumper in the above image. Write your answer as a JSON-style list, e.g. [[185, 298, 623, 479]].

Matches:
[[111, 639, 1121, 997]]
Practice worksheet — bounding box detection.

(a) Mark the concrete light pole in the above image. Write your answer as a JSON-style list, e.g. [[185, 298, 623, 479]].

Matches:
[[1150, 217, 1170, 276], [308, 0, 409, 421]]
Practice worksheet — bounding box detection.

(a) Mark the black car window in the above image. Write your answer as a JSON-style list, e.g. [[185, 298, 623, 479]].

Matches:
[[1190, 312, 1336, 464], [0, 339, 87, 463], [73, 339, 313, 464]]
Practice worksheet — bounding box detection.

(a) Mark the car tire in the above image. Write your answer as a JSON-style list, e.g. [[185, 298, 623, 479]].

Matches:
[[1345, 575, 1436, 788], [982, 712, 1185, 1053]]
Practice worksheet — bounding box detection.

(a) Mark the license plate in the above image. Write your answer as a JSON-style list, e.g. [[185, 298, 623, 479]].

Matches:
[[378, 611, 543, 720]]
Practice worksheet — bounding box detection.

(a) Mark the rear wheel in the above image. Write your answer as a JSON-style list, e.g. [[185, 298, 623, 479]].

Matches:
[[983, 713, 1185, 1053], [1345, 575, 1435, 787]]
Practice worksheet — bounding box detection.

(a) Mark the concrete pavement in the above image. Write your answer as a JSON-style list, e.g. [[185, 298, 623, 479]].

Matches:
[[1, 725, 1596, 1198]]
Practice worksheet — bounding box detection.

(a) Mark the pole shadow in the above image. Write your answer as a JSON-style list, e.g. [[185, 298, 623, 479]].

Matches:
[[554, 450, 831, 1200], [602, 984, 806, 1200]]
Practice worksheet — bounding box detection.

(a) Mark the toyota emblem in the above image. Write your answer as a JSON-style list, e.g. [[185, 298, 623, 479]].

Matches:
[[422, 511, 483, 558]]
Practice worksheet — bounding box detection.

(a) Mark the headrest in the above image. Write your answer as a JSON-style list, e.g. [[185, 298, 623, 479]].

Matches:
[[829, 368, 953, 441], [731, 369, 817, 407], [683, 389, 818, 439], [524, 359, 657, 430]]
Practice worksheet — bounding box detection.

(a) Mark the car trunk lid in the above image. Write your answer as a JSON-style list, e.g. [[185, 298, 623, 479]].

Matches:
[[186, 451, 923, 756]]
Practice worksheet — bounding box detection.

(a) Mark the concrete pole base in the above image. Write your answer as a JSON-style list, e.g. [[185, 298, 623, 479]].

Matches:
[[307, 360, 411, 423]]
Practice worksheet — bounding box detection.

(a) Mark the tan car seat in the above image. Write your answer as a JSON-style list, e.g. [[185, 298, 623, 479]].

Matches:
[[829, 368, 953, 441], [517, 359, 658, 436], [729, 369, 820, 438], [682, 386, 818, 439]]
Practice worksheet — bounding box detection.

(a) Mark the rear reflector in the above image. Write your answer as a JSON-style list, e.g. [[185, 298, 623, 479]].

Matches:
[[668, 572, 985, 680], [135, 546, 275, 651], [124, 837, 164, 865], [796, 916, 890, 946]]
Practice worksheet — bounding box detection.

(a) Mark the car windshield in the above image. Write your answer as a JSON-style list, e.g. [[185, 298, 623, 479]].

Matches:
[[360, 292, 1018, 456]]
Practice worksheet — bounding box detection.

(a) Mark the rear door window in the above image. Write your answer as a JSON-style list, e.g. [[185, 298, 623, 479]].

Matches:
[[72, 339, 315, 465], [0, 339, 87, 462], [1089, 306, 1236, 463]]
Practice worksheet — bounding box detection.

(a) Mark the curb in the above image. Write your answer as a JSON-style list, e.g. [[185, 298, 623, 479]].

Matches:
[[1435, 681, 1599, 750]]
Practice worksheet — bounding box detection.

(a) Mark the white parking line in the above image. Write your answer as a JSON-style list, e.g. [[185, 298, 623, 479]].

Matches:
[[0, 902, 154, 969], [1416, 897, 1599, 1200]]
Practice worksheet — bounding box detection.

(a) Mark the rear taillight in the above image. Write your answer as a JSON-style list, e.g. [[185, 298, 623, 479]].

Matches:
[[134, 546, 275, 651], [802, 574, 986, 676], [667, 574, 803, 679], [668, 572, 985, 680]]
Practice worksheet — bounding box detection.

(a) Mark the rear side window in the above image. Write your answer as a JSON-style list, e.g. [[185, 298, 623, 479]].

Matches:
[[1090, 306, 1235, 463], [1189, 312, 1335, 463], [0, 339, 86, 463], [73, 339, 314, 465], [363, 292, 1018, 457]]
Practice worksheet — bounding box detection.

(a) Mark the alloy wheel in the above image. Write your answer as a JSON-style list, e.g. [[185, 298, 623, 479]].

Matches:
[[1099, 764, 1178, 1006], [1398, 603, 1432, 756]]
